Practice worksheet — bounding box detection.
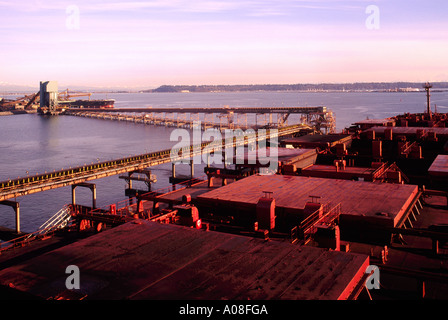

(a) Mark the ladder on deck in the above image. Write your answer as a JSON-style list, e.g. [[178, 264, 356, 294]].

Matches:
[[35, 204, 72, 235], [2, 205, 73, 249], [299, 202, 342, 244]]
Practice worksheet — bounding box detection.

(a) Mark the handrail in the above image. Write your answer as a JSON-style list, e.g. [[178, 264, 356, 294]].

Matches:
[[299, 202, 332, 231], [66, 106, 327, 114], [298, 203, 342, 243], [36, 204, 72, 234], [372, 162, 410, 183], [0, 210, 75, 253], [372, 162, 389, 180], [400, 141, 418, 155], [86, 175, 208, 218]]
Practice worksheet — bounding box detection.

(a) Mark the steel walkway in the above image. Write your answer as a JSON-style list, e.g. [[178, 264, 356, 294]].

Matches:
[[0, 124, 305, 201], [65, 106, 336, 133], [67, 106, 329, 114]]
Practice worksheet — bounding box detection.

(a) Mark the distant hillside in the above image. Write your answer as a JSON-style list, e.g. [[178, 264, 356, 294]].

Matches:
[[146, 82, 448, 93], [0, 83, 37, 93]]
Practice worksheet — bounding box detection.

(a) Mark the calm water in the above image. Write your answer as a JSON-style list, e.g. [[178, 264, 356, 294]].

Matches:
[[1, 90, 447, 232]]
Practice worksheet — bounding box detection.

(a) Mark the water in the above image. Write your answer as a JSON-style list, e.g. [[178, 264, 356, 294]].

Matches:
[[1, 90, 447, 232]]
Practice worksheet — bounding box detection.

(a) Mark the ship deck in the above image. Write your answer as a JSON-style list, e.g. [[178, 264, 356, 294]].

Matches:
[[429, 155, 448, 177], [353, 118, 396, 129], [196, 174, 420, 229], [280, 134, 352, 149], [233, 147, 317, 167], [0, 220, 369, 300], [365, 126, 448, 139], [301, 164, 376, 180]]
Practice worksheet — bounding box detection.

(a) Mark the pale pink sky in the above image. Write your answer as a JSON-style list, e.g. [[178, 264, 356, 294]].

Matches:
[[1, 0, 447, 89]]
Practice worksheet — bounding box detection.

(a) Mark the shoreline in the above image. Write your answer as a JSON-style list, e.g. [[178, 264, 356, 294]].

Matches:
[[0, 110, 37, 116]]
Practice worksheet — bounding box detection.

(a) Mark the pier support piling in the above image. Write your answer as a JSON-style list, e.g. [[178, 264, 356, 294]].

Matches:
[[72, 183, 97, 209], [0, 200, 20, 233], [119, 169, 156, 197]]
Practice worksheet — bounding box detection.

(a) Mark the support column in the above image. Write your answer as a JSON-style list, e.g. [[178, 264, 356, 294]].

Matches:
[[72, 183, 97, 209], [71, 186, 76, 207], [433, 239, 439, 255], [92, 185, 97, 209], [16, 203, 20, 234], [128, 172, 133, 190], [172, 162, 176, 179], [0, 200, 20, 233]]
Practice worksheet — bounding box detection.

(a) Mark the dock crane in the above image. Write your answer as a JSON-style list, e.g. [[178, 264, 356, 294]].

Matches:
[[24, 91, 40, 110], [59, 89, 92, 101], [0, 92, 40, 111]]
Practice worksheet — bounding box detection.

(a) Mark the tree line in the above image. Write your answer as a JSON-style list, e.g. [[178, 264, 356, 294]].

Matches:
[[145, 82, 448, 93]]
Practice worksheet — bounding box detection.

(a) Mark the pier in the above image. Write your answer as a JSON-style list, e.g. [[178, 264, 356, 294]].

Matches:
[[0, 124, 303, 202], [65, 106, 336, 134], [0, 124, 304, 233]]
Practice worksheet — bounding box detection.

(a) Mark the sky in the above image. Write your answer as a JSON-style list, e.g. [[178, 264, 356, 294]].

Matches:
[[0, 0, 447, 89]]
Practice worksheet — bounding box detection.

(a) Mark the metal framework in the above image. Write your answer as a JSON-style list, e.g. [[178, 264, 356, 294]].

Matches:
[[66, 106, 336, 133], [298, 202, 342, 244], [0, 124, 304, 202]]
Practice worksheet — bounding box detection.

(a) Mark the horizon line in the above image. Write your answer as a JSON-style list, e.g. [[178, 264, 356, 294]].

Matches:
[[3, 80, 448, 90]]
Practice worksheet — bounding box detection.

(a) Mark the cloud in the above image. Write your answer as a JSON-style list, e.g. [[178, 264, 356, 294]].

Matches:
[[0, 0, 364, 17], [25, 0, 249, 14], [1, 0, 447, 86]]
